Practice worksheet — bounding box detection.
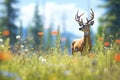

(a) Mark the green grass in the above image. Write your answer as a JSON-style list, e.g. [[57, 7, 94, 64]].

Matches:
[[0, 38, 120, 80]]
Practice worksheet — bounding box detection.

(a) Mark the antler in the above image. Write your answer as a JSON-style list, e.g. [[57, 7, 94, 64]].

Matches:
[[75, 10, 84, 26], [86, 9, 94, 24]]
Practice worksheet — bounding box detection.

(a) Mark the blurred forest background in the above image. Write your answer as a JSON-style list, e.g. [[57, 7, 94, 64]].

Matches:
[[0, 0, 120, 54]]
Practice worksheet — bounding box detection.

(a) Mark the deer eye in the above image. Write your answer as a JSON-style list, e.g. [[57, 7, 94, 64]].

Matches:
[[79, 23, 82, 26]]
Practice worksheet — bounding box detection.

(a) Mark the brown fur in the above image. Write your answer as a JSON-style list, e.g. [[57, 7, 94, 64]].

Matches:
[[72, 36, 92, 55], [72, 38, 84, 55], [72, 9, 94, 55]]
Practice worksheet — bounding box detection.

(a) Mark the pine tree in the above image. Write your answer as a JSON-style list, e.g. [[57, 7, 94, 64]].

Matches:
[[46, 27, 52, 50], [98, 0, 120, 42], [45, 15, 54, 50], [1, 0, 19, 45], [32, 3, 43, 49], [55, 26, 61, 52]]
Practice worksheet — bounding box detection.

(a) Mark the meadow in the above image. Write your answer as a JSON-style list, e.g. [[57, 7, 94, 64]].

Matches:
[[0, 37, 120, 80]]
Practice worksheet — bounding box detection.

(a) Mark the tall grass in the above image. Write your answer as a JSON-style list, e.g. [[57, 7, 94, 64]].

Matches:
[[0, 37, 120, 80]]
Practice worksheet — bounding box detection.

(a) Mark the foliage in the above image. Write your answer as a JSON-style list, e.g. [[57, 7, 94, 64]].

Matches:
[[45, 27, 52, 50], [98, 0, 120, 42], [0, 36, 120, 80], [0, 0, 19, 45], [97, 25, 104, 38], [31, 3, 43, 49]]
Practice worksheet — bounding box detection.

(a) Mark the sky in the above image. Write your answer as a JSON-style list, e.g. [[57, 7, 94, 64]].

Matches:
[[14, 0, 105, 37]]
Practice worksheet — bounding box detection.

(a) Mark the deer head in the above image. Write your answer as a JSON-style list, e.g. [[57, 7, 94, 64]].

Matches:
[[75, 9, 94, 32]]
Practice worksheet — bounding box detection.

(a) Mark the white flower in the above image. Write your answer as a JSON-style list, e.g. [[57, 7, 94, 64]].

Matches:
[[38, 56, 46, 64], [38, 56, 43, 61], [16, 35, 21, 39], [25, 49, 28, 53], [0, 39, 3, 42], [41, 58, 46, 64], [1, 44, 4, 48], [21, 45, 24, 48]]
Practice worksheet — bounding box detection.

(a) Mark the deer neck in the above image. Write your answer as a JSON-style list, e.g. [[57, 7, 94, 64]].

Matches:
[[83, 29, 91, 49]]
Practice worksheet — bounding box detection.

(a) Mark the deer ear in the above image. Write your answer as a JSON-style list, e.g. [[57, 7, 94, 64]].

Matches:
[[90, 21, 94, 25]]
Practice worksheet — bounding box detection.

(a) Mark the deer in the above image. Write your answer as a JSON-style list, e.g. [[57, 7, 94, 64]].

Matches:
[[72, 9, 94, 56]]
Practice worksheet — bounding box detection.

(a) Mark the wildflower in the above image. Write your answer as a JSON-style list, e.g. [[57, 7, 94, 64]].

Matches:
[[115, 39, 120, 44], [38, 56, 43, 61], [25, 49, 28, 53], [38, 56, 46, 64], [89, 53, 94, 58], [31, 48, 34, 50], [51, 31, 58, 36], [20, 45, 24, 48], [109, 35, 114, 38], [2, 30, 10, 36], [114, 54, 120, 62], [0, 39, 3, 42], [104, 42, 110, 47], [16, 35, 21, 39], [41, 58, 46, 64], [98, 37, 103, 41], [38, 32, 44, 36], [0, 52, 12, 61], [61, 37, 66, 42], [1, 44, 4, 48], [104, 46, 110, 50]]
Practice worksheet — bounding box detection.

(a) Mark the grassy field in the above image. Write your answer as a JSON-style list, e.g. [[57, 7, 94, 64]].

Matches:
[[0, 38, 120, 80]]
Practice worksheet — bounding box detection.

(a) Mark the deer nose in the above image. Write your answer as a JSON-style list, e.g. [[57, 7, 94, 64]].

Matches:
[[79, 27, 82, 30]]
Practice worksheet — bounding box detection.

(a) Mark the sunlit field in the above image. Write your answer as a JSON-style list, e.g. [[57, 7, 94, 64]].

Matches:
[[0, 36, 120, 80]]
